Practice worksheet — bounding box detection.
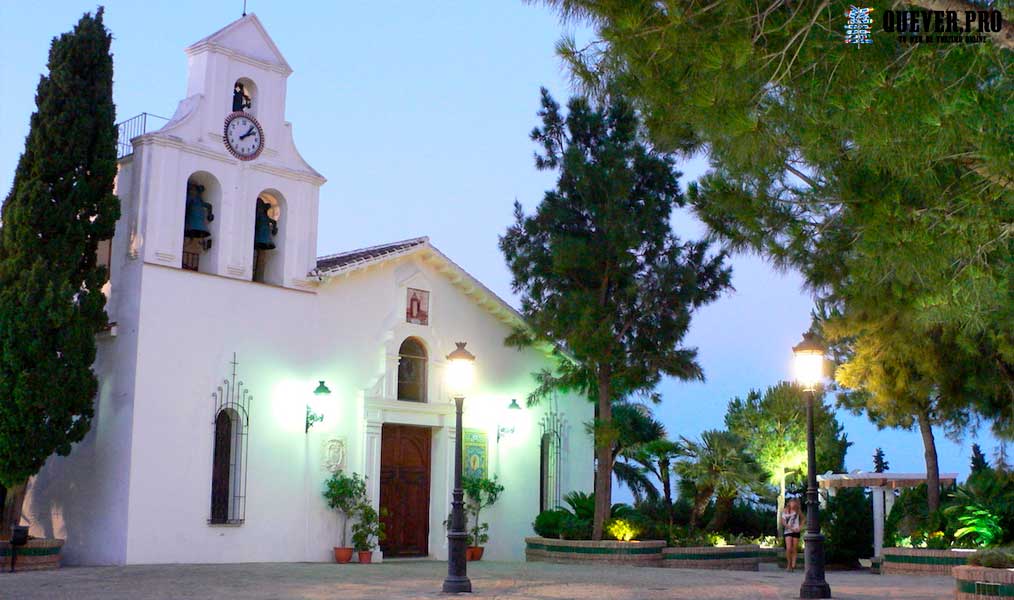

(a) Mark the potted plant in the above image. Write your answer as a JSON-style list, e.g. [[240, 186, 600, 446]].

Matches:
[[351, 502, 386, 564], [463, 475, 504, 561], [322, 472, 367, 563]]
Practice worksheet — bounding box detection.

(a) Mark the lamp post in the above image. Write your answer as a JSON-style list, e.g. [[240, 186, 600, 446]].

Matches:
[[443, 342, 475, 594], [792, 332, 831, 599]]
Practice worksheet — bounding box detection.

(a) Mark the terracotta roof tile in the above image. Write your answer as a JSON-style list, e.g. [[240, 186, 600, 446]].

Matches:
[[315, 237, 428, 273]]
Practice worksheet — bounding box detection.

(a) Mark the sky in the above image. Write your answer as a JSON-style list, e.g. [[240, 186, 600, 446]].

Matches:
[[0, 1, 995, 500]]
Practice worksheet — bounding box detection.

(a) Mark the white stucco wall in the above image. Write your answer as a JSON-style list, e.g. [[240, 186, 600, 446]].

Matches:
[[114, 254, 591, 565]]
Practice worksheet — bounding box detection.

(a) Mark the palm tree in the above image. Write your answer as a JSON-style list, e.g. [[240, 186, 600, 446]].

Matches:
[[609, 403, 667, 504], [676, 429, 763, 531], [628, 439, 684, 527]]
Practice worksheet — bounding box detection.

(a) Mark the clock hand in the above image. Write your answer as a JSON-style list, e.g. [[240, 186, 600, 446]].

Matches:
[[239, 126, 256, 140]]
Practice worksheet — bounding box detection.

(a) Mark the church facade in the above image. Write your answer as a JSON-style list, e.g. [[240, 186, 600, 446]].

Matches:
[[23, 14, 592, 565]]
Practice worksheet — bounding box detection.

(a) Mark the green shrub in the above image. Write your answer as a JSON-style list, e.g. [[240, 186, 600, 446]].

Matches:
[[604, 517, 641, 541], [724, 500, 777, 537], [969, 547, 1014, 569], [562, 491, 595, 521], [532, 509, 569, 539], [559, 513, 593, 540], [824, 487, 873, 567], [666, 526, 728, 547]]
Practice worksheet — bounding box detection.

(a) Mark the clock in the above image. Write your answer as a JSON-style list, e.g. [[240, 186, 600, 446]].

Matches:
[[223, 112, 264, 160]]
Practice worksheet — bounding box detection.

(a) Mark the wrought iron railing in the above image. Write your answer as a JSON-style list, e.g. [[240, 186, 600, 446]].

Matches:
[[115, 112, 169, 159]]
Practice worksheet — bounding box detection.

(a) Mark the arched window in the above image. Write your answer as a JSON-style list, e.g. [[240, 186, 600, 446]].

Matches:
[[232, 79, 255, 113], [252, 191, 284, 284], [539, 409, 566, 512], [397, 338, 427, 403], [210, 408, 245, 524]]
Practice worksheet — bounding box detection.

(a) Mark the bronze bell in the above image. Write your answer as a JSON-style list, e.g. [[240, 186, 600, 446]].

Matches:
[[184, 183, 214, 239], [254, 197, 278, 250]]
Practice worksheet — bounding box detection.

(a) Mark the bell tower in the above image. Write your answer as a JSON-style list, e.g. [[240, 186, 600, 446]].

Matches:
[[120, 13, 324, 290]]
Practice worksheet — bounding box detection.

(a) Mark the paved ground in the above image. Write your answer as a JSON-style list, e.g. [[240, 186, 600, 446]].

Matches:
[[0, 560, 952, 599]]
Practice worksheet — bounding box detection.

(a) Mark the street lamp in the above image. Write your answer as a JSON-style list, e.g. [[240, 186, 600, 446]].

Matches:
[[443, 342, 475, 594], [792, 332, 831, 599]]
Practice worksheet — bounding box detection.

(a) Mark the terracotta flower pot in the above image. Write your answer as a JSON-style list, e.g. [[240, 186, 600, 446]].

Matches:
[[333, 547, 353, 563], [467, 546, 484, 561], [357, 551, 373, 564]]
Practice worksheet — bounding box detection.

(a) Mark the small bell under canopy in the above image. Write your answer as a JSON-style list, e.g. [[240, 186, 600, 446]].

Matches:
[[254, 197, 278, 250], [184, 183, 214, 239]]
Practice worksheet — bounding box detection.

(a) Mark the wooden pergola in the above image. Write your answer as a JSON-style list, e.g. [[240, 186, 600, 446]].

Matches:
[[817, 471, 958, 557]]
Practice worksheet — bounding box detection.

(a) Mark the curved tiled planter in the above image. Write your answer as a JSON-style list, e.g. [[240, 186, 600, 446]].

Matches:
[[954, 565, 1014, 599], [663, 544, 760, 571], [524, 537, 665, 566], [881, 547, 972, 575], [0, 538, 64, 571]]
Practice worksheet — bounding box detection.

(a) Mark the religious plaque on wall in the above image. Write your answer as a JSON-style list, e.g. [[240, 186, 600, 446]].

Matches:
[[322, 438, 347, 473], [462, 429, 487, 479], [406, 288, 430, 326]]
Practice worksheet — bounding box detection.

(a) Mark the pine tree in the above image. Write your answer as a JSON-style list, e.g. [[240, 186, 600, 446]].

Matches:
[[970, 443, 989, 475], [725, 382, 850, 536], [539, 1, 1014, 438], [873, 448, 889, 474], [0, 8, 119, 533], [996, 443, 1011, 473], [501, 89, 731, 539]]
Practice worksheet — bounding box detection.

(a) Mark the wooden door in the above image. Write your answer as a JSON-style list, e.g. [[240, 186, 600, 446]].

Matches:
[[379, 424, 432, 557]]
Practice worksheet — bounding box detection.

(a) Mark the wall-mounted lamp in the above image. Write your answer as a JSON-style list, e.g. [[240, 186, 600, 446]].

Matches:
[[497, 398, 522, 443], [306, 380, 330, 433]]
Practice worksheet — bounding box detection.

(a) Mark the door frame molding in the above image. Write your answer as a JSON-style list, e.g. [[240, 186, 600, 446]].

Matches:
[[364, 398, 453, 561]]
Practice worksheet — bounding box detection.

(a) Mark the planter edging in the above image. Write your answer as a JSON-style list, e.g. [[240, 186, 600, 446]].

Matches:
[[881, 547, 971, 575], [954, 565, 1014, 599], [525, 537, 665, 566], [0, 538, 64, 571], [663, 544, 760, 571]]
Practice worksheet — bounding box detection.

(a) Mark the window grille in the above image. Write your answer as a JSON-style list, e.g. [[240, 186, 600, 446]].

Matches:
[[397, 338, 427, 402], [209, 353, 251, 525], [539, 401, 567, 512]]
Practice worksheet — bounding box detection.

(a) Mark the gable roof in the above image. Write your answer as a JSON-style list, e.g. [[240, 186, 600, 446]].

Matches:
[[186, 13, 292, 75], [315, 237, 429, 273], [314, 238, 562, 359]]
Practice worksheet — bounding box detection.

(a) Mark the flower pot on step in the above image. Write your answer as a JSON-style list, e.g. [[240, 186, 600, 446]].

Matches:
[[467, 546, 484, 561], [334, 547, 353, 563], [357, 551, 373, 564]]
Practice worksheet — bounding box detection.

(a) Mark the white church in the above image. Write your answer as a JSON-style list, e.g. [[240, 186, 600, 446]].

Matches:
[[23, 14, 593, 565]]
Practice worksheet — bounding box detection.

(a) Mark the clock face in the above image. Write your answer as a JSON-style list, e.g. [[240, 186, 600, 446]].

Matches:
[[223, 112, 264, 160]]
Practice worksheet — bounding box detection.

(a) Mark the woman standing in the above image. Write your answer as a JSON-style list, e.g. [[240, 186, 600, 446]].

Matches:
[[782, 498, 802, 571]]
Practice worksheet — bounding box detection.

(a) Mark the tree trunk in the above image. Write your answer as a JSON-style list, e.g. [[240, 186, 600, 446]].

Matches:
[[706, 494, 735, 532], [689, 486, 712, 530], [592, 367, 612, 540], [1, 481, 27, 538], [917, 410, 941, 513], [776, 473, 786, 538], [660, 457, 673, 528]]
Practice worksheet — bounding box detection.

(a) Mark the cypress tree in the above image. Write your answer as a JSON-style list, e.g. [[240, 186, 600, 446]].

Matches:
[[970, 443, 989, 475], [0, 8, 118, 533], [873, 448, 889, 474]]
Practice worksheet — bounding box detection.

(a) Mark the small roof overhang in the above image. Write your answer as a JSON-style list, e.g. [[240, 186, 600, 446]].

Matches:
[[817, 471, 959, 490]]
